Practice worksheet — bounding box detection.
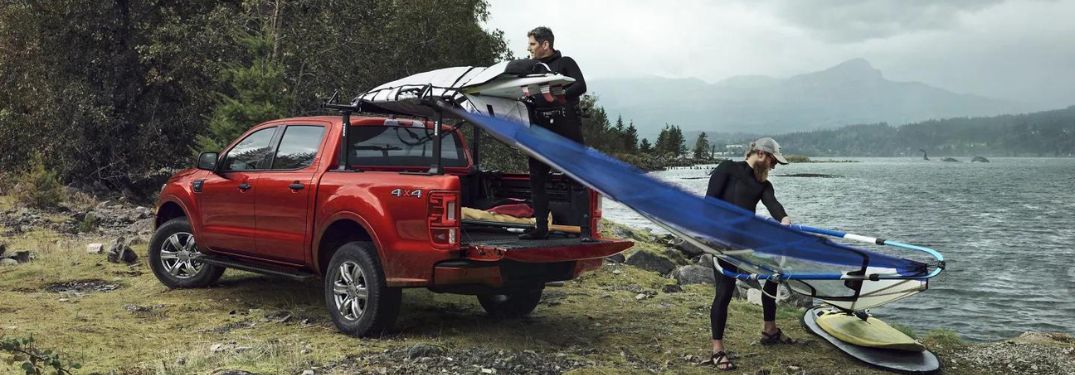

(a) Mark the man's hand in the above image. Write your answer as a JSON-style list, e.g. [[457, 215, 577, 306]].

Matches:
[[781, 217, 792, 226]]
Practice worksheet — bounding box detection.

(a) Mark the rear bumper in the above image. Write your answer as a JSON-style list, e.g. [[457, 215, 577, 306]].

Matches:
[[431, 239, 632, 291]]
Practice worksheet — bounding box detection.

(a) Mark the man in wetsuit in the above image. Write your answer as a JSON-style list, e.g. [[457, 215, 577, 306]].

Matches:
[[704, 137, 793, 370], [519, 26, 592, 242]]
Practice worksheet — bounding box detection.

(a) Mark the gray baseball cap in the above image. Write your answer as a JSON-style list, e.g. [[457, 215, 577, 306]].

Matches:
[[750, 137, 789, 164]]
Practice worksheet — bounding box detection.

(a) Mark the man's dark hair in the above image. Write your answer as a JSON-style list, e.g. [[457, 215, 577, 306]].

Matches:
[[528, 26, 554, 48]]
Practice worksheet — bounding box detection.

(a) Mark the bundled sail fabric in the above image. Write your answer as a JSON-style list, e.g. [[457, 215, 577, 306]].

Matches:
[[350, 63, 943, 311]]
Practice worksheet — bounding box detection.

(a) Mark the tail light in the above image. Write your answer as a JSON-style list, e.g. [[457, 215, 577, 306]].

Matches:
[[428, 191, 460, 248]]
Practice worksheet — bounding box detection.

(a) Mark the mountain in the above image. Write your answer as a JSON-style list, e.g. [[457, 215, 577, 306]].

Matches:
[[589, 59, 1031, 139]]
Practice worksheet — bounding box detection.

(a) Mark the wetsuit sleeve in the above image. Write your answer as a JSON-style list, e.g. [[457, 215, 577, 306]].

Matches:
[[560, 57, 587, 100], [760, 182, 788, 221], [706, 161, 732, 198]]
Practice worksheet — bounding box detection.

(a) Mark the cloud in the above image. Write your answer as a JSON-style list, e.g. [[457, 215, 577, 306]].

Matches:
[[484, 0, 1075, 109], [760, 0, 1009, 43]]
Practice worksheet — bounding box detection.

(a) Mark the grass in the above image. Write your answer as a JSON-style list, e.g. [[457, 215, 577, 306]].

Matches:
[[0, 213, 1033, 374]]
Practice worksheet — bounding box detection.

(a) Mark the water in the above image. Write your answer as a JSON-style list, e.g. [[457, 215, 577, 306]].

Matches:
[[601, 157, 1075, 342]]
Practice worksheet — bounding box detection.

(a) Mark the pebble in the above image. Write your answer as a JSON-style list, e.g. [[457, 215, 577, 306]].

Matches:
[[635, 293, 647, 300]]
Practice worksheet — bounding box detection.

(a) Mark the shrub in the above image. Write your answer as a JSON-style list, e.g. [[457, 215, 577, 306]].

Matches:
[[10, 155, 64, 209], [77, 213, 99, 233], [0, 335, 81, 374]]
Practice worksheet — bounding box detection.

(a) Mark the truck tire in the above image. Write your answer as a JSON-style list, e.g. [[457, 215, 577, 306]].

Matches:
[[324, 241, 402, 337], [148, 217, 225, 288], [477, 288, 543, 318]]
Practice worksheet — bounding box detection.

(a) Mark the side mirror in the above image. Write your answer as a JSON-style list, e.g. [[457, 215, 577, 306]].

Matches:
[[197, 152, 219, 171]]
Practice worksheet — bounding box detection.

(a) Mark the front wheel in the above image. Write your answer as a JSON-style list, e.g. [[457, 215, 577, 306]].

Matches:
[[148, 217, 225, 288], [324, 241, 401, 337], [477, 288, 543, 318]]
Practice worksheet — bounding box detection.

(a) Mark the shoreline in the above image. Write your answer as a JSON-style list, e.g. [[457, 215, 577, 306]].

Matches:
[[1, 196, 1072, 374]]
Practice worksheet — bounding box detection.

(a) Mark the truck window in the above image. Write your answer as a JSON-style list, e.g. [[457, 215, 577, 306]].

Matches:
[[222, 127, 277, 171], [272, 125, 326, 169], [350, 126, 467, 167]]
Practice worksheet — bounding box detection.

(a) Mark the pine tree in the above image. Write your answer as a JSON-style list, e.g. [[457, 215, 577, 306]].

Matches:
[[693, 132, 711, 159], [639, 138, 652, 153], [195, 24, 289, 153], [625, 122, 639, 153]]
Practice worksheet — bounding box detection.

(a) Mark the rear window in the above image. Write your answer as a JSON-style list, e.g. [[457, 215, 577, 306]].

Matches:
[[273, 125, 325, 169], [350, 125, 467, 167]]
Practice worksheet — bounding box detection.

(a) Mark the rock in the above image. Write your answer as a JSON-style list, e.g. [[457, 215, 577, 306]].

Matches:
[[87, 243, 104, 254], [0, 243, 6, 257], [674, 240, 706, 257], [301, 370, 315, 375], [672, 265, 715, 285], [634, 293, 647, 301], [0, 258, 17, 266], [625, 250, 676, 275], [971, 156, 990, 163], [210, 343, 226, 353], [662, 284, 683, 294], [605, 253, 626, 264], [14, 251, 30, 263], [135, 206, 153, 218], [107, 237, 138, 264], [698, 254, 714, 267], [406, 344, 444, 359]]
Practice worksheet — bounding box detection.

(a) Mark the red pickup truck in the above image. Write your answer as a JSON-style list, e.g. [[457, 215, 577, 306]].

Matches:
[[150, 112, 633, 336]]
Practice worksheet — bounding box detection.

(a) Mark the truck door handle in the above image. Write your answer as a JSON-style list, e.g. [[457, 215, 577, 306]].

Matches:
[[238, 182, 252, 192], [288, 182, 304, 191]]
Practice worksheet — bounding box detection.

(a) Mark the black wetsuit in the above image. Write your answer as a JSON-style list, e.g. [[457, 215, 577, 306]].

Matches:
[[705, 160, 788, 340], [527, 50, 589, 235]]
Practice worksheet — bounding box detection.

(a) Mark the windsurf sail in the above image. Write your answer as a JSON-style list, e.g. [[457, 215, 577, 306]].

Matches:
[[443, 106, 944, 310], [347, 64, 944, 311]]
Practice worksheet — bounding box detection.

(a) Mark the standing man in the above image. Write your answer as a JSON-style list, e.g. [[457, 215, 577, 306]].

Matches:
[[519, 26, 592, 241]]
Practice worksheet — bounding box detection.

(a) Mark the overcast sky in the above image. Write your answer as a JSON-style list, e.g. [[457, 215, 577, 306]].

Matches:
[[484, 0, 1075, 110]]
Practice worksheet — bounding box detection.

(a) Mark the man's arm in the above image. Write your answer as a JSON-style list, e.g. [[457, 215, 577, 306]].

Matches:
[[706, 161, 732, 199], [559, 56, 587, 99], [760, 182, 789, 223]]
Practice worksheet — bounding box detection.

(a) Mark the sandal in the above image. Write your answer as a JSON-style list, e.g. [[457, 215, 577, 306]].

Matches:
[[760, 328, 796, 345], [710, 351, 736, 371]]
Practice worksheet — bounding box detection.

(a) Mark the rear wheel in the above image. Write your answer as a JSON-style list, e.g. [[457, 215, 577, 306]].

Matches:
[[477, 288, 543, 318], [324, 241, 401, 337], [148, 217, 225, 288]]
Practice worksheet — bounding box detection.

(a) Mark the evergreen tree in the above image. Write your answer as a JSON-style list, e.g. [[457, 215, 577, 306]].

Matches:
[[624, 122, 639, 153], [196, 25, 289, 153], [693, 132, 711, 159], [639, 138, 652, 153]]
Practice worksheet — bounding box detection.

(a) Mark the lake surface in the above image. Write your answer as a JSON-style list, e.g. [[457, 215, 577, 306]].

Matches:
[[601, 157, 1075, 342]]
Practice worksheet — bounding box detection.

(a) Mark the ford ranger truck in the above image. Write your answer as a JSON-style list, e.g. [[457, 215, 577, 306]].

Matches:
[[150, 115, 633, 336]]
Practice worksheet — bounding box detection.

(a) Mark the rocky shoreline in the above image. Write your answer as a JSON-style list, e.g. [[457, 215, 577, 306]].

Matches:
[[2, 196, 1073, 374]]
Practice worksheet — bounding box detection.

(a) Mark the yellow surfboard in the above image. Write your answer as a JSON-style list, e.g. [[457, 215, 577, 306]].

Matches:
[[816, 310, 925, 352]]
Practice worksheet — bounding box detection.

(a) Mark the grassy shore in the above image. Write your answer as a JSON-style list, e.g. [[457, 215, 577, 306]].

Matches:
[[1, 195, 1070, 374]]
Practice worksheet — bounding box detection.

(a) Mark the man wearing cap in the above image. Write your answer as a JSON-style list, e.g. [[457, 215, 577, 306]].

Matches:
[[519, 26, 591, 241], [703, 137, 793, 370]]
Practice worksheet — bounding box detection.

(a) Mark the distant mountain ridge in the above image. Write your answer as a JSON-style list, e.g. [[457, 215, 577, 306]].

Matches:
[[589, 59, 1031, 138]]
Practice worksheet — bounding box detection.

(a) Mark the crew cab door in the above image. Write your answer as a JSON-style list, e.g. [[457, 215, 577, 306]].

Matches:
[[253, 124, 327, 263], [197, 126, 279, 254]]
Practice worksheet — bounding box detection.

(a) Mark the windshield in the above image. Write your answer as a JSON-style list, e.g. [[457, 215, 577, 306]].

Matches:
[[349, 125, 468, 168]]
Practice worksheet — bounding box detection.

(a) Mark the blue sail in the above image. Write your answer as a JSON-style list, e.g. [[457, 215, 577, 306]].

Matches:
[[451, 109, 930, 278]]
